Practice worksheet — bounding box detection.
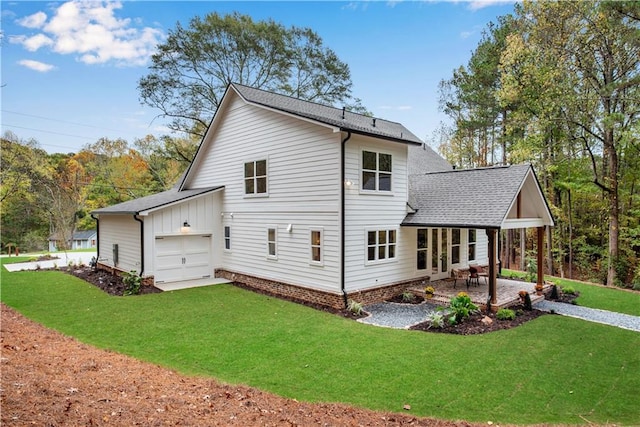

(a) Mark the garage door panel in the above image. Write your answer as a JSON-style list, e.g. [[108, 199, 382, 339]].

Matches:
[[154, 235, 212, 283]]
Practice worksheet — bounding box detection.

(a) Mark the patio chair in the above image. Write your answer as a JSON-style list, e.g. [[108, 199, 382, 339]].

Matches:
[[451, 268, 469, 289], [468, 266, 480, 287]]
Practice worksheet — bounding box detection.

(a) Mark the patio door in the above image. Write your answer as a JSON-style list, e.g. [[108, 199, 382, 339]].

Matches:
[[417, 228, 448, 280]]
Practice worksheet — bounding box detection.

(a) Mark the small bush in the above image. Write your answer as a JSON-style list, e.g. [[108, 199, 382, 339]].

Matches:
[[426, 311, 446, 329], [561, 285, 576, 295], [401, 291, 416, 303], [347, 300, 363, 315], [496, 308, 516, 321], [123, 270, 142, 296], [448, 292, 479, 325]]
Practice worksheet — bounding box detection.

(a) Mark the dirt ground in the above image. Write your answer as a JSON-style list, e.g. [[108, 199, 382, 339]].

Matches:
[[1, 303, 495, 427]]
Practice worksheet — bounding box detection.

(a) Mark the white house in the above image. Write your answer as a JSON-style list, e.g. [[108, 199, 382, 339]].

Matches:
[[92, 84, 553, 309], [48, 230, 97, 252]]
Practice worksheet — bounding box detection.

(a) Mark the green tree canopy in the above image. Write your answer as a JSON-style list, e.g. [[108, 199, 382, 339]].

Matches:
[[139, 12, 366, 139]]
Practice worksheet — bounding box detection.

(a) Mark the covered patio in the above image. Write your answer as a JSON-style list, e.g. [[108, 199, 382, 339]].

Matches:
[[404, 164, 555, 310], [415, 276, 549, 310]]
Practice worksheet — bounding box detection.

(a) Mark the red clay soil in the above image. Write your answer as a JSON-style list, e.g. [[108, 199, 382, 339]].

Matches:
[[1, 303, 498, 427]]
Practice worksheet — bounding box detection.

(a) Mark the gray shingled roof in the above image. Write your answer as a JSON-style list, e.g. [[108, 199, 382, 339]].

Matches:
[[92, 187, 223, 215], [72, 230, 96, 240], [408, 143, 452, 175], [403, 164, 532, 229], [232, 83, 423, 145]]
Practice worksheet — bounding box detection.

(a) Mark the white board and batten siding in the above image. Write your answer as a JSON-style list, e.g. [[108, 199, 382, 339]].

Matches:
[[144, 192, 221, 282], [184, 93, 342, 293], [97, 215, 142, 274]]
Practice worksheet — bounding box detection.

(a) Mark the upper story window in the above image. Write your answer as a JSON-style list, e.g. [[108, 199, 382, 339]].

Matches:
[[362, 150, 392, 192], [245, 159, 267, 195]]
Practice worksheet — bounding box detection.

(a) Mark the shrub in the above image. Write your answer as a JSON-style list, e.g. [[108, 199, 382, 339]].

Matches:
[[448, 293, 479, 325], [123, 270, 142, 296], [426, 311, 446, 329], [496, 308, 516, 321], [561, 285, 576, 295], [526, 256, 537, 283], [347, 300, 363, 315], [401, 291, 416, 303]]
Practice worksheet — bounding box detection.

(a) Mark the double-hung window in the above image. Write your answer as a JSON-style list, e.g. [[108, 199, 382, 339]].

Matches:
[[451, 229, 461, 264], [468, 229, 476, 262], [267, 227, 277, 259], [367, 229, 396, 263], [362, 150, 392, 192], [245, 159, 267, 195], [310, 228, 323, 265], [224, 226, 231, 251]]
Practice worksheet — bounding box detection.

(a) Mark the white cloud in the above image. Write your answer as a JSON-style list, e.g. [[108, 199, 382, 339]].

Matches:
[[18, 59, 56, 72], [460, 30, 474, 39], [17, 11, 47, 28], [12, 1, 163, 67], [21, 33, 54, 51]]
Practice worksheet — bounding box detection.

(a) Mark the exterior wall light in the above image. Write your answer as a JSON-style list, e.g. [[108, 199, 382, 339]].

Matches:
[[181, 221, 191, 233], [345, 179, 353, 187]]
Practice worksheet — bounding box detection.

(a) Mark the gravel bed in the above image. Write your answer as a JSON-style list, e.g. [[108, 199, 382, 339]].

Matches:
[[359, 301, 440, 329], [534, 300, 640, 332]]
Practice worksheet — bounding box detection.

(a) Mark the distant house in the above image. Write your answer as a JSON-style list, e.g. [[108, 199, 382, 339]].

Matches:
[[48, 230, 97, 252], [93, 83, 553, 309]]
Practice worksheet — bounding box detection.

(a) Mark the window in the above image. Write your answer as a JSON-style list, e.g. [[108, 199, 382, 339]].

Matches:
[[452, 228, 461, 264], [310, 229, 323, 265], [244, 159, 267, 195], [367, 229, 396, 262], [468, 229, 476, 262], [362, 150, 392, 192], [267, 227, 277, 258], [224, 226, 231, 250], [417, 229, 428, 270]]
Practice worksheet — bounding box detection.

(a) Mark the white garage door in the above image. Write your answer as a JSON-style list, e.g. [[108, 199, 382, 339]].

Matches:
[[154, 234, 212, 283]]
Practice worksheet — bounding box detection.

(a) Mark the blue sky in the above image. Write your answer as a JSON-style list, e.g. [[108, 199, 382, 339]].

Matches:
[[1, 1, 516, 154]]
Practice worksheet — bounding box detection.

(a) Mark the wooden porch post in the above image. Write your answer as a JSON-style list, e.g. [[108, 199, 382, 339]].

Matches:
[[537, 226, 544, 289], [487, 228, 498, 307]]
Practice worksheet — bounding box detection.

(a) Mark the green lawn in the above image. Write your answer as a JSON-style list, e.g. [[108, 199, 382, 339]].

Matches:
[[2, 270, 639, 425], [503, 269, 640, 316]]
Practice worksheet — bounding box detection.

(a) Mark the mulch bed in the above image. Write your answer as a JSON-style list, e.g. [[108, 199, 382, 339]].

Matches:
[[65, 267, 580, 335]]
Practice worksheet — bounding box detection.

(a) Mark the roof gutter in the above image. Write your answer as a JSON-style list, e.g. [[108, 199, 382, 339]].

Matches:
[[340, 131, 351, 308], [133, 214, 144, 277], [90, 213, 99, 261]]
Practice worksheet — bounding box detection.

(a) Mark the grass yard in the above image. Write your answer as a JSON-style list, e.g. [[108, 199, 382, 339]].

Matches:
[[503, 269, 640, 316], [1, 270, 639, 425]]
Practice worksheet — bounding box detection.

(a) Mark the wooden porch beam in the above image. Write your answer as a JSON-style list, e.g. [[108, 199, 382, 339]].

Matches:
[[537, 226, 544, 288], [487, 228, 497, 307]]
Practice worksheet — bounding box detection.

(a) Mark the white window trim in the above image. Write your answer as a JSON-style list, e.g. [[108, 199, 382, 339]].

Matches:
[[468, 229, 477, 263], [360, 149, 393, 194], [451, 228, 461, 266], [243, 157, 269, 198], [266, 226, 278, 260], [365, 227, 398, 265], [223, 225, 232, 252], [309, 227, 324, 266]]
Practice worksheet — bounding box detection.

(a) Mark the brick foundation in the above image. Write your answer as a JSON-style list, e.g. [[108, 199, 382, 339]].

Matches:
[[215, 269, 430, 310], [95, 262, 154, 287]]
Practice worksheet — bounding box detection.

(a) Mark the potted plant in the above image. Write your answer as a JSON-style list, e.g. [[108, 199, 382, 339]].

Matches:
[[424, 286, 435, 299]]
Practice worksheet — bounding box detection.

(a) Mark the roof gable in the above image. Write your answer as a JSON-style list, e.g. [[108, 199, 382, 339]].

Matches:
[[403, 164, 554, 229], [92, 187, 223, 215], [180, 83, 423, 190]]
